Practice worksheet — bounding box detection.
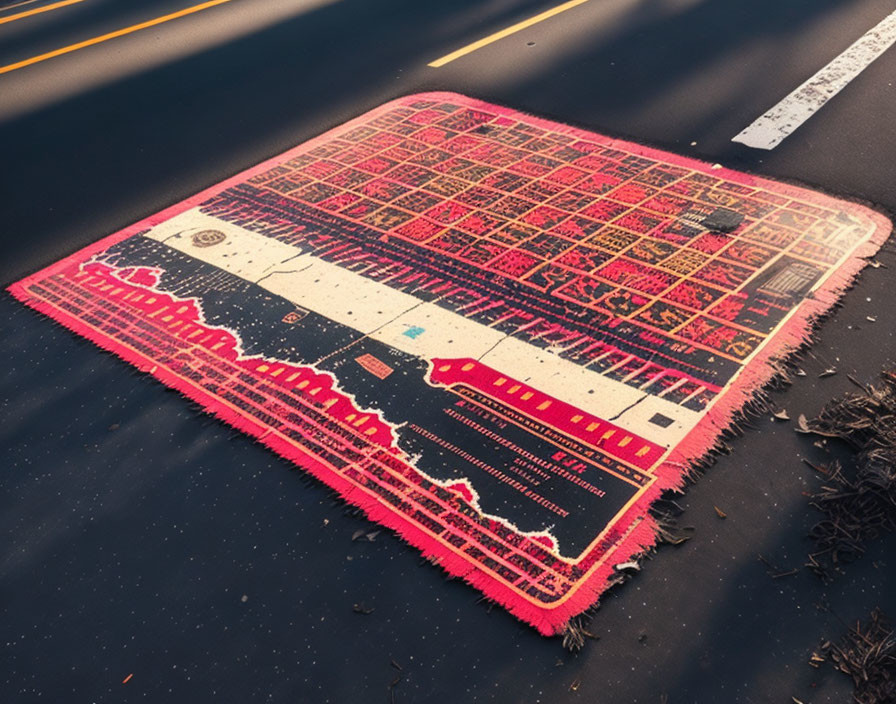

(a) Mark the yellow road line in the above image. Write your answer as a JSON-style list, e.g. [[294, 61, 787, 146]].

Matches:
[[1, 0, 37, 11], [0, 0, 83, 26], [0, 0, 233, 75], [428, 0, 590, 68], [1, 0, 50, 14]]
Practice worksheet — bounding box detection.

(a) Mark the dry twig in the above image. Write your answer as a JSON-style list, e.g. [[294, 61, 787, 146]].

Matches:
[[802, 371, 896, 577], [822, 608, 896, 704]]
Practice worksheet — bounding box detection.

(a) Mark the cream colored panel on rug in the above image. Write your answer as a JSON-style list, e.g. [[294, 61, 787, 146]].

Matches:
[[144, 210, 703, 446], [367, 301, 506, 361], [480, 336, 699, 446], [263, 261, 421, 334], [145, 210, 300, 282]]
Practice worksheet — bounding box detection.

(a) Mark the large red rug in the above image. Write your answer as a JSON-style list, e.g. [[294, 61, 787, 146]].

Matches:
[[10, 93, 890, 635]]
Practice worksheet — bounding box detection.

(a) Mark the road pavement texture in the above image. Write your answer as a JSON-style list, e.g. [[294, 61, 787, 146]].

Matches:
[[2, 0, 895, 702]]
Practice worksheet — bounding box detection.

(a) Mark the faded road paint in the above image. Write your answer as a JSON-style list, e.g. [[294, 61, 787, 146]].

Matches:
[[733, 9, 896, 150], [0, 0, 83, 26]]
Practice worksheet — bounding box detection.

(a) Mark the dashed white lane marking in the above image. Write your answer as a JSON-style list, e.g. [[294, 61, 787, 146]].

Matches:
[[733, 9, 896, 150]]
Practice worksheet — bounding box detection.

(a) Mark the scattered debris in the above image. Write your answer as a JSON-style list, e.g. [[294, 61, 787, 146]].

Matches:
[[563, 618, 594, 651], [474, 594, 495, 613], [758, 554, 798, 579], [569, 678, 581, 692], [108, 423, 120, 431], [795, 414, 812, 434], [847, 374, 870, 392], [655, 522, 694, 545], [772, 409, 791, 421], [796, 368, 807, 377], [821, 608, 895, 704], [389, 671, 402, 704], [614, 561, 641, 572], [801, 370, 896, 575], [809, 651, 826, 668], [476, 594, 495, 614], [867, 315, 877, 323], [803, 458, 828, 475], [387, 659, 404, 703], [638, 630, 648, 644], [819, 367, 838, 378], [713, 506, 727, 519], [122, 674, 134, 684], [352, 603, 374, 615], [562, 627, 585, 652], [770, 568, 799, 579], [351, 529, 381, 542]]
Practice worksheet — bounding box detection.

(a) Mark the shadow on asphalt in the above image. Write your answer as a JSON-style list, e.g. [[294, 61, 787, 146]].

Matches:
[[2, 0, 895, 701]]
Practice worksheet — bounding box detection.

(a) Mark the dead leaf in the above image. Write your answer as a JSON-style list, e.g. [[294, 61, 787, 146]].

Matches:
[[666, 531, 693, 545], [614, 561, 641, 572]]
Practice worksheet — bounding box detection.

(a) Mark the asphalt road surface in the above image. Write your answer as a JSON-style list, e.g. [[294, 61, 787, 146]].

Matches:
[[2, 1, 896, 702]]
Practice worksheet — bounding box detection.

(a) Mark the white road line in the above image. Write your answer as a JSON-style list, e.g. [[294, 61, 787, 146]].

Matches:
[[733, 9, 896, 150]]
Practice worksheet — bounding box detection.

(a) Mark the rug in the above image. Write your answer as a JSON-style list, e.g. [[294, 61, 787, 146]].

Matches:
[[10, 93, 890, 635]]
